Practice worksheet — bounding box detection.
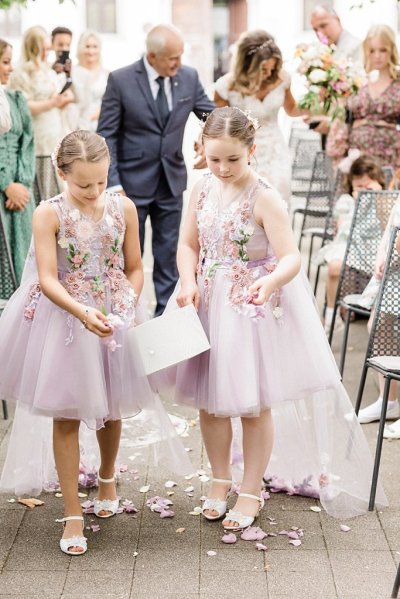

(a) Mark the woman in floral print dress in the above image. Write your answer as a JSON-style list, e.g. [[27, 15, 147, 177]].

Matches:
[[348, 25, 400, 169], [0, 131, 190, 556], [168, 107, 387, 525]]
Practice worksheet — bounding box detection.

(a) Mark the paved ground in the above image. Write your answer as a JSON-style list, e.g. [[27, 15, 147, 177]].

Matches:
[[1, 130, 399, 598]]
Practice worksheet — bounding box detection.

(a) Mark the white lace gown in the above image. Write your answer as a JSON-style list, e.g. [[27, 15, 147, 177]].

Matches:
[[214, 72, 292, 204]]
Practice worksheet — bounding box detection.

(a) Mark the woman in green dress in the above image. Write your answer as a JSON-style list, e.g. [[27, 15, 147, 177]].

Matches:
[[0, 39, 35, 298]]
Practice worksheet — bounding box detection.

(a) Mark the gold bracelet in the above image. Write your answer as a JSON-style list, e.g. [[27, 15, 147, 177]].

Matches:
[[81, 307, 89, 329]]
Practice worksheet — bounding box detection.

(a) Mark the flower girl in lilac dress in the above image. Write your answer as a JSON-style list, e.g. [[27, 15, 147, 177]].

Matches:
[[0, 130, 190, 555], [169, 107, 387, 527]]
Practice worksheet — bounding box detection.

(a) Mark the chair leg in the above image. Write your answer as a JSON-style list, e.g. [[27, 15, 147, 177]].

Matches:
[[338, 308, 352, 376], [313, 264, 322, 297], [369, 376, 391, 511], [2, 399, 8, 420], [354, 364, 369, 415], [307, 234, 315, 278], [391, 561, 400, 598], [328, 301, 339, 345]]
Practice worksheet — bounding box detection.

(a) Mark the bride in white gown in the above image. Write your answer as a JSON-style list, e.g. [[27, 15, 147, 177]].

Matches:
[[214, 31, 305, 204]]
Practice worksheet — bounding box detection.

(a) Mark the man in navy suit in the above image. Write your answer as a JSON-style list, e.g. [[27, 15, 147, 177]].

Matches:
[[98, 24, 214, 315]]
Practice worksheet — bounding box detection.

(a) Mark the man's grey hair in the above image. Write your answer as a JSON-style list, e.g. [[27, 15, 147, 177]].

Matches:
[[311, 3, 339, 18], [146, 24, 183, 54]]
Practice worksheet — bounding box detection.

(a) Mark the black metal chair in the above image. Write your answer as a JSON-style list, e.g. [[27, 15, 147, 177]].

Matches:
[[291, 151, 332, 251], [329, 190, 400, 375], [0, 208, 18, 420], [392, 560, 400, 598], [353, 226, 400, 510], [291, 138, 322, 199], [306, 165, 345, 289], [34, 155, 61, 205]]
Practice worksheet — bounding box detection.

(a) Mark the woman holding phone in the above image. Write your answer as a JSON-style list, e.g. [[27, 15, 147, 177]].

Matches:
[[9, 26, 73, 157]]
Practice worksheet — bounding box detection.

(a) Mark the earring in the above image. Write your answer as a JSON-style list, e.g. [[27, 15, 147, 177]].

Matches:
[[248, 159, 251, 165]]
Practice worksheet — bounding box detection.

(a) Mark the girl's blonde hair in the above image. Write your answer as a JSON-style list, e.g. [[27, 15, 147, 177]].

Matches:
[[21, 26, 48, 67], [363, 24, 399, 79], [0, 38, 11, 60], [77, 30, 102, 65], [54, 130, 110, 174], [232, 30, 282, 95], [202, 106, 256, 149]]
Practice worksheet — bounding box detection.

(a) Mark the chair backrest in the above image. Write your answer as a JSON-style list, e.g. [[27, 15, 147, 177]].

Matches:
[[292, 138, 321, 179], [0, 210, 18, 300], [337, 190, 400, 300], [289, 122, 320, 155], [367, 225, 400, 360], [34, 155, 61, 205], [299, 151, 333, 232]]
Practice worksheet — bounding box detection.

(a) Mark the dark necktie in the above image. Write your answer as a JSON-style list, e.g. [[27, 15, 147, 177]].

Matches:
[[156, 76, 170, 127]]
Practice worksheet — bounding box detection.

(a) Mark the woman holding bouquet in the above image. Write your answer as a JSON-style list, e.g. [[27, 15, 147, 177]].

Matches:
[[346, 25, 400, 169], [214, 30, 305, 205]]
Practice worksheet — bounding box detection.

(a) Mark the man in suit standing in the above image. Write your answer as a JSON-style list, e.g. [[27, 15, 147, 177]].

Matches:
[[98, 24, 214, 315]]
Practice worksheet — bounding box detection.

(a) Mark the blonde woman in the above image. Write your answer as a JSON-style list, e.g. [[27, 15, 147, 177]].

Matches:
[[347, 24, 400, 169], [73, 30, 108, 131], [214, 30, 305, 204]]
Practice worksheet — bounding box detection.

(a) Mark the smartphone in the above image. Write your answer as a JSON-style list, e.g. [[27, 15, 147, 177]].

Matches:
[[308, 121, 319, 130], [59, 78, 72, 95], [57, 50, 70, 64]]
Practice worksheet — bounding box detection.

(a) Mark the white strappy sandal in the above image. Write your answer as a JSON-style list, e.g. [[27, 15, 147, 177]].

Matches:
[[93, 475, 119, 519], [223, 492, 265, 530], [56, 516, 87, 556], [202, 478, 232, 521]]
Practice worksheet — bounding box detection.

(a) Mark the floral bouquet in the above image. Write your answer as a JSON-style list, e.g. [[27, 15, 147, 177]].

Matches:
[[295, 38, 365, 119]]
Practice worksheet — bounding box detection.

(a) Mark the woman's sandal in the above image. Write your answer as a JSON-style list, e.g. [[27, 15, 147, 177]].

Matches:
[[202, 478, 232, 521], [56, 516, 87, 556], [93, 475, 119, 519], [222, 492, 265, 530]]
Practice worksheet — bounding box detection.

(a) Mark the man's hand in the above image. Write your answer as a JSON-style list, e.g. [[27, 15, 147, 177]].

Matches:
[[303, 115, 331, 135], [193, 139, 207, 170]]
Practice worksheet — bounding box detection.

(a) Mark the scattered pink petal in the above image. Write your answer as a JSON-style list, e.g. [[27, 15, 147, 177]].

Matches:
[[261, 490, 270, 501], [119, 464, 128, 473], [310, 506, 322, 512], [199, 495, 207, 502], [139, 485, 150, 493], [340, 524, 351, 532], [289, 539, 302, 547], [80, 500, 93, 509], [184, 486, 194, 493], [222, 533, 237, 544], [90, 524, 100, 532], [267, 532, 277, 537], [122, 499, 138, 514], [278, 530, 288, 535], [287, 531, 299, 540], [160, 509, 175, 518], [255, 542, 268, 551], [176, 527, 186, 533], [206, 550, 217, 556], [197, 469, 207, 476], [240, 526, 268, 541], [165, 480, 177, 488]]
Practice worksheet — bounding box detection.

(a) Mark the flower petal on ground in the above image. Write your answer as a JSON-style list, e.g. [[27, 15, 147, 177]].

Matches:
[[240, 527, 268, 541], [222, 533, 237, 544], [340, 524, 351, 532], [207, 550, 217, 556], [165, 480, 177, 488], [310, 506, 322, 512], [255, 542, 268, 551], [140, 485, 150, 493], [289, 539, 302, 547], [17, 498, 44, 509]]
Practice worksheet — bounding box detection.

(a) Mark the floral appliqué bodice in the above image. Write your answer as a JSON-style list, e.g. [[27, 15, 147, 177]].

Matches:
[[196, 174, 282, 319], [24, 192, 137, 340]]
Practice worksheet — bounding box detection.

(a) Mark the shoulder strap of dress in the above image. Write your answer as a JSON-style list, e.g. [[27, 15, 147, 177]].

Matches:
[[196, 172, 213, 210]]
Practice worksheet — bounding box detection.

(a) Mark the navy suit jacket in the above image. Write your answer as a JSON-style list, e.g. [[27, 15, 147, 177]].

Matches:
[[97, 58, 215, 198]]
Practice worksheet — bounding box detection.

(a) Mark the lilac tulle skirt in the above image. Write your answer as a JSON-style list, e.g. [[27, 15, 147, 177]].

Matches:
[[159, 268, 387, 518], [0, 269, 192, 495]]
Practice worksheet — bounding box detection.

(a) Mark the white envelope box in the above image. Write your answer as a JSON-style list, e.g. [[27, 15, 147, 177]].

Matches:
[[132, 304, 210, 375]]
